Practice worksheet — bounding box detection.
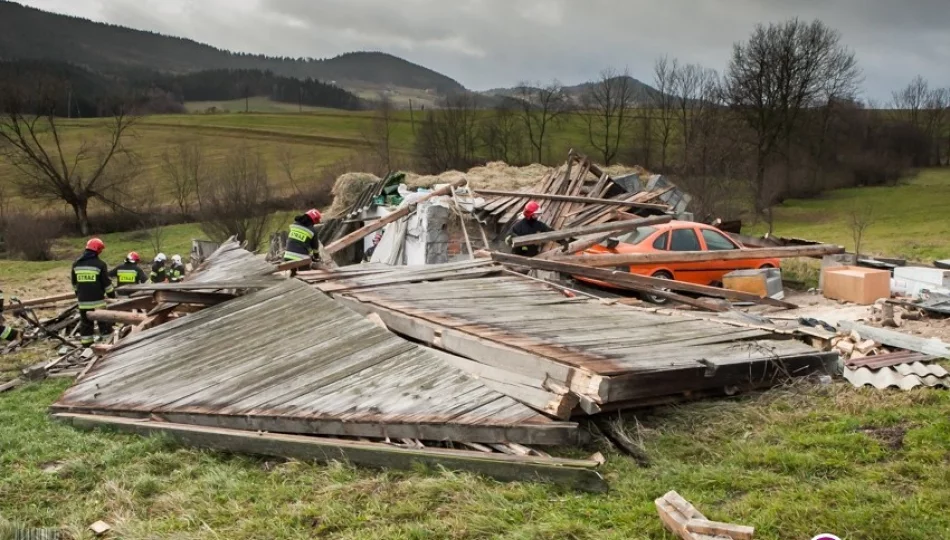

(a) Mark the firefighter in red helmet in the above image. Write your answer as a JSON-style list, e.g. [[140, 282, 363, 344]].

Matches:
[[505, 201, 553, 257], [284, 208, 323, 276], [71, 238, 116, 346]]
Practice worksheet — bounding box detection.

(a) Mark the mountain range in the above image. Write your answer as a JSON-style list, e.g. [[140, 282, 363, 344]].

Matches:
[[0, 0, 658, 107]]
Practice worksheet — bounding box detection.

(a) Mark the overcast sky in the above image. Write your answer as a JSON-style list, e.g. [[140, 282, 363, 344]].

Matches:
[[19, 0, 950, 101]]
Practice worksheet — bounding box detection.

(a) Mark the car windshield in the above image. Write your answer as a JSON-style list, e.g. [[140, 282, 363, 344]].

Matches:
[[615, 226, 658, 245]]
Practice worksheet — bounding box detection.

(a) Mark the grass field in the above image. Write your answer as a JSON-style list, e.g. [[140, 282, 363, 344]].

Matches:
[[2, 148, 950, 536], [3, 378, 950, 539], [758, 168, 950, 262]]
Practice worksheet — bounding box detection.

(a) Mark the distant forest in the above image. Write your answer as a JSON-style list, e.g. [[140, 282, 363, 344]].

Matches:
[[0, 60, 364, 116]]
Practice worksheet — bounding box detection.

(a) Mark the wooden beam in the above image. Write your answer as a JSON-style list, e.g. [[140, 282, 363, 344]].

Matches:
[[538, 233, 614, 258], [511, 215, 673, 248], [275, 258, 312, 273], [1, 292, 75, 313], [837, 322, 950, 358], [154, 290, 236, 306], [0, 378, 24, 393], [549, 244, 846, 267], [474, 189, 669, 211], [54, 413, 607, 493], [106, 295, 156, 312], [492, 252, 797, 310], [325, 178, 467, 255], [84, 310, 148, 325], [687, 519, 755, 540], [427, 348, 578, 419], [125, 281, 275, 292]]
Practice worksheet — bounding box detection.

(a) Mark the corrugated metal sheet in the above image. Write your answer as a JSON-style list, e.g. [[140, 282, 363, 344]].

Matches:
[[845, 362, 950, 390], [53, 247, 578, 445]]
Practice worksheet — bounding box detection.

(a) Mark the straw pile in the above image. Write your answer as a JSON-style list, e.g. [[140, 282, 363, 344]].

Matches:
[[327, 172, 380, 217], [404, 162, 554, 191]]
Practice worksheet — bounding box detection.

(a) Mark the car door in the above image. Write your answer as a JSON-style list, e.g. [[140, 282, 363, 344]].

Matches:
[[699, 228, 754, 283], [666, 227, 705, 284]]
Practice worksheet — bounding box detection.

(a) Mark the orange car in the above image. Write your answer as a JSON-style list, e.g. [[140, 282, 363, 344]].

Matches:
[[573, 220, 780, 303]]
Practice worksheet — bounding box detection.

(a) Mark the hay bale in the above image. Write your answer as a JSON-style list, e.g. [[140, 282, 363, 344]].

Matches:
[[327, 172, 381, 217]]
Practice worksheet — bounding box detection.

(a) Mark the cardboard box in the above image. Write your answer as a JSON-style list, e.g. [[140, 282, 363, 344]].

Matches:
[[723, 268, 784, 299], [822, 266, 890, 305]]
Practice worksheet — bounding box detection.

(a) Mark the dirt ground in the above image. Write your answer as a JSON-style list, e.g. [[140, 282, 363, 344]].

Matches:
[[765, 290, 950, 342]]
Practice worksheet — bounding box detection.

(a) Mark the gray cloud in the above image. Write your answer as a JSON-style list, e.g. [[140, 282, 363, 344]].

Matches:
[[18, 0, 950, 101]]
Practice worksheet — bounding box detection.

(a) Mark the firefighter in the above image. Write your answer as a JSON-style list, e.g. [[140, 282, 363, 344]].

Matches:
[[0, 289, 21, 343], [110, 251, 148, 287], [150, 253, 168, 283], [284, 209, 322, 277], [169, 255, 186, 283], [71, 238, 116, 347], [505, 201, 553, 257]]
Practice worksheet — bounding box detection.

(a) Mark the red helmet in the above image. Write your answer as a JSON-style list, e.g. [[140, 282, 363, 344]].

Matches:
[[86, 238, 105, 253], [306, 208, 322, 224], [524, 201, 541, 218], [127, 251, 140, 263]]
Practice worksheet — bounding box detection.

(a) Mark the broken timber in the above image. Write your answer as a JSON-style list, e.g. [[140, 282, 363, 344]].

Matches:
[[550, 244, 846, 267], [53, 277, 581, 446], [656, 490, 754, 540], [153, 290, 237, 306], [54, 413, 607, 493], [84, 310, 148, 325], [324, 178, 467, 255], [314, 263, 836, 407], [474, 189, 669, 212], [492, 252, 796, 309], [510, 215, 673, 248]]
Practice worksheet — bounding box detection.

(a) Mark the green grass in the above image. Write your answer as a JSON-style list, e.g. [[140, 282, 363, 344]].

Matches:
[[3, 377, 950, 539], [753, 168, 950, 263]]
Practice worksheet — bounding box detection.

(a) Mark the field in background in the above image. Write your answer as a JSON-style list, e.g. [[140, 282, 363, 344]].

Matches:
[[758, 168, 950, 262]]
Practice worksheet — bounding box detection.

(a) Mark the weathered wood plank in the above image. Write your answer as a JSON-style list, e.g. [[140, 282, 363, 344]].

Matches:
[[474, 189, 670, 211], [511, 215, 672, 248], [54, 413, 607, 493], [549, 244, 846, 267]]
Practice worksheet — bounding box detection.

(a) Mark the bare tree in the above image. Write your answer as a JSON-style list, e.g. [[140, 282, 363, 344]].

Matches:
[[480, 101, 527, 164], [278, 146, 305, 197], [363, 93, 396, 173], [724, 18, 860, 222], [516, 81, 570, 163], [651, 57, 679, 172], [0, 77, 138, 234], [672, 63, 719, 174], [159, 139, 204, 216], [578, 68, 637, 165], [199, 147, 274, 251], [849, 202, 875, 263], [416, 93, 481, 173]]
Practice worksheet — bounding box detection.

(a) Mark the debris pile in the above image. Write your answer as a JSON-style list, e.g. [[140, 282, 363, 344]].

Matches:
[[656, 490, 755, 540]]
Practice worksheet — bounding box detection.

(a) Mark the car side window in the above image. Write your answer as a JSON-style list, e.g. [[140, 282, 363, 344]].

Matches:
[[652, 232, 670, 250], [701, 229, 739, 251], [670, 229, 702, 251]]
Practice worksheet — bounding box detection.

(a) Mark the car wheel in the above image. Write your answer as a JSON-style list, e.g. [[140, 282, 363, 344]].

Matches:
[[759, 263, 775, 269], [644, 270, 674, 304]]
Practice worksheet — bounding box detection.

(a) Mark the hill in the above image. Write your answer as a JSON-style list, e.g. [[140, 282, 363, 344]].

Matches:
[[0, 1, 465, 95], [483, 76, 660, 104]]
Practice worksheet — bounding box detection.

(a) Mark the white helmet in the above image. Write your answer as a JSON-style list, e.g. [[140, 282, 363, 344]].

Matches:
[[172, 255, 182, 265], [155, 253, 167, 262]]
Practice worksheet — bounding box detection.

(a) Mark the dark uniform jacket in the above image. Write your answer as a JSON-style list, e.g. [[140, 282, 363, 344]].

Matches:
[[110, 262, 148, 286], [71, 249, 116, 310], [506, 217, 554, 258], [169, 263, 186, 283], [150, 262, 167, 283], [284, 215, 321, 261]]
